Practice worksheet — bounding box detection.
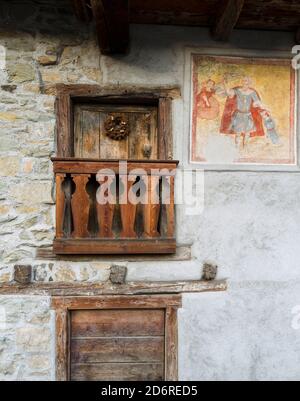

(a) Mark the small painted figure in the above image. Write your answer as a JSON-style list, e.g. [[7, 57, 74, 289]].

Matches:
[[260, 110, 280, 145], [197, 79, 220, 120]]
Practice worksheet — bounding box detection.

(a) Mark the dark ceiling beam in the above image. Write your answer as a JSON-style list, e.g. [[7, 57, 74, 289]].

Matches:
[[296, 28, 300, 44], [72, 0, 92, 23], [90, 0, 129, 54], [212, 0, 245, 41]]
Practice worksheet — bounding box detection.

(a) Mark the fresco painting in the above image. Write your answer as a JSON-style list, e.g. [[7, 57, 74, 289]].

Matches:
[[191, 55, 296, 165]]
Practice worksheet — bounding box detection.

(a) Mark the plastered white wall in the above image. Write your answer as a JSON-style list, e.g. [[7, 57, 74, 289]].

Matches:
[[0, 2, 300, 380]]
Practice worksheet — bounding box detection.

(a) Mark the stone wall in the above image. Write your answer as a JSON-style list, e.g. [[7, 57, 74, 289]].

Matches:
[[1, 0, 300, 381], [0, 296, 52, 381]]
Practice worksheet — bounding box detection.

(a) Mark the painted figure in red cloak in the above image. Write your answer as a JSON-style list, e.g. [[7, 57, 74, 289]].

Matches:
[[220, 77, 266, 146], [197, 79, 220, 120]]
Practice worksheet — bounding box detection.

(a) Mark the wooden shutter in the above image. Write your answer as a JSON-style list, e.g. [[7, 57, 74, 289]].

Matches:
[[74, 104, 158, 160], [70, 309, 165, 381], [52, 295, 181, 382]]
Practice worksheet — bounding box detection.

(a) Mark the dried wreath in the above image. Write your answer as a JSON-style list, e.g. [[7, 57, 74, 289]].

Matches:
[[104, 114, 130, 141]]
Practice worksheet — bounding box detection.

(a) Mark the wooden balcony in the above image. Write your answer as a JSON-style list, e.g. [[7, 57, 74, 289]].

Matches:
[[52, 158, 178, 254]]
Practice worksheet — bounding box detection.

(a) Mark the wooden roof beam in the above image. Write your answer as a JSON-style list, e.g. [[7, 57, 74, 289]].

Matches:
[[212, 0, 245, 41], [90, 0, 129, 54], [72, 0, 92, 23], [296, 28, 300, 44]]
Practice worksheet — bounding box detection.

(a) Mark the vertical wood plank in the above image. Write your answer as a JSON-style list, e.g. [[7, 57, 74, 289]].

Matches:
[[128, 109, 158, 160], [158, 98, 173, 160], [99, 111, 129, 159], [165, 175, 175, 238], [81, 110, 101, 158], [120, 175, 137, 238], [56, 94, 73, 157], [165, 307, 179, 381], [56, 309, 69, 382], [74, 107, 83, 158], [96, 174, 116, 238], [71, 175, 91, 238], [56, 174, 66, 239], [143, 175, 160, 238]]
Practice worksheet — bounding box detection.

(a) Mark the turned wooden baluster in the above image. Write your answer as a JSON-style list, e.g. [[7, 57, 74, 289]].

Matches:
[[164, 175, 175, 238], [96, 173, 116, 238], [71, 174, 91, 238], [56, 174, 66, 239], [119, 174, 138, 238], [142, 174, 161, 238]]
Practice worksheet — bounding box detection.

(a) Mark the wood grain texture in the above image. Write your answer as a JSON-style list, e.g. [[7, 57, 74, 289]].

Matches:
[[143, 175, 160, 238], [72, 0, 300, 32], [72, 0, 92, 23], [165, 307, 178, 381], [120, 176, 138, 238], [71, 175, 91, 238], [0, 280, 227, 297], [51, 296, 182, 381], [129, 0, 300, 31], [165, 176, 175, 238], [71, 362, 164, 381], [213, 0, 245, 41], [53, 238, 176, 254], [56, 95, 73, 157], [74, 104, 158, 160], [71, 309, 165, 337], [100, 112, 129, 160], [74, 109, 100, 158], [55, 174, 66, 239], [158, 98, 173, 160], [53, 159, 179, 175], [35, 245, 191, 262], [52, 295, 182, 310], [55, 309, 69, 381], [71, 337, 164, 363], [55, 84, 181, 99], [128, 108, 158, 159], [96, 174, 116, 238], [91, 0, 129, 54]]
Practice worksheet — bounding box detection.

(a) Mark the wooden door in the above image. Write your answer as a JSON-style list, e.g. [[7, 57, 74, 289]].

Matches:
[[74, 104, 158, 160], [70, 309, 165, 381]]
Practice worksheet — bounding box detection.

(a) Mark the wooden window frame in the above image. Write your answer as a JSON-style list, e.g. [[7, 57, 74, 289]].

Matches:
[[53, 85, 178, 255], [55, 85, 173, 160], [52, 294, 182, 381]]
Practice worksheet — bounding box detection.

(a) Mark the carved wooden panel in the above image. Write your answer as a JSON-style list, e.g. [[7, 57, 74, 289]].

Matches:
[[74, 104, 158, 160]]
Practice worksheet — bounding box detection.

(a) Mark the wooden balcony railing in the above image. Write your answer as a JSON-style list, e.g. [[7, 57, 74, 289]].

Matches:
[[52, 158, 178, 254]]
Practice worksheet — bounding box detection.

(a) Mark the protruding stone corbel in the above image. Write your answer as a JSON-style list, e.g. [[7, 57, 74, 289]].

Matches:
[[109, 265, 127, 285], [14, 265, 32, 285]]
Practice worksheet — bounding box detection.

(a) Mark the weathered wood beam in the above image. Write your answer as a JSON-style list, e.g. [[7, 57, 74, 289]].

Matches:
[[36, 245, 191, 261], [212, 0, 245, 41], [90, 0, 129, 54], [0, 280, 228, 296], [72, 0, 92, 23], [296, 28, 300, 44], [44, 83, 181, 98]]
